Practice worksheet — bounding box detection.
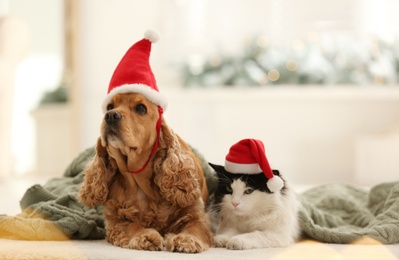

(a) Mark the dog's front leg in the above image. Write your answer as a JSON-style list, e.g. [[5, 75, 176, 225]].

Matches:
[[164, 206, 214, 253]]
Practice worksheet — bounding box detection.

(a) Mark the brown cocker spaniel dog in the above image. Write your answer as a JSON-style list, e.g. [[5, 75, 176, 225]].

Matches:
[[78, 31, 213, 253], [79, 92, 213, 253]]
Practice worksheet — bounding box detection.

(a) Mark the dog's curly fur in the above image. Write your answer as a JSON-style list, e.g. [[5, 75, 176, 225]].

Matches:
[[78, 93, 213, 253]]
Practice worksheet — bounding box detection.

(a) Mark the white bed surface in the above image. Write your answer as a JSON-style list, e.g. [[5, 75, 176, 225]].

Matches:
[[1, 238, 399, 260]]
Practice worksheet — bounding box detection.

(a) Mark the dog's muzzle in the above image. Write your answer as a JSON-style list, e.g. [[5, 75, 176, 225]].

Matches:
[[105, 111, 122, 124]]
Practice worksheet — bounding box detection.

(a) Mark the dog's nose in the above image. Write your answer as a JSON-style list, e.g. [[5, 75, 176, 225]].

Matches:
[[105, 111, 122, 124]]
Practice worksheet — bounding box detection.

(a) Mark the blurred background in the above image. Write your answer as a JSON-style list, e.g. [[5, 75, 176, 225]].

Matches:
[[2, 0, 399, 188]]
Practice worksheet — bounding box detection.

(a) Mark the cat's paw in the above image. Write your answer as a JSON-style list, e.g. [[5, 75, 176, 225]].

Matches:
[[225, 236, 255, 250], [214, 235, 230, 247]]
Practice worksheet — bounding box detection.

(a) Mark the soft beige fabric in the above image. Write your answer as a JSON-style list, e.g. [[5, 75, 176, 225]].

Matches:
[[0, 238, 398, 260]]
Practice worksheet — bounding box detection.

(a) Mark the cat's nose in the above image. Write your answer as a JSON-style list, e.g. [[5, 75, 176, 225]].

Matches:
[[232, 201, 240, 208]]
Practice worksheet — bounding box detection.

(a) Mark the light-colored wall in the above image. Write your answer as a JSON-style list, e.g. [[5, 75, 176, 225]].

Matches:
[[162, 87, 399, 186], [7, 0, 399, 184], [0, 15, 29, 177], [75, 0, 377, 151], [7, 0, 64, 175], [74, 0, 399, 186]]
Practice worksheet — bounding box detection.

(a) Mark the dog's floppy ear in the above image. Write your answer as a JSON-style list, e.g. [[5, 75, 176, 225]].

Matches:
[[79, 137, 117, 207], [153, 122, 202, 208]]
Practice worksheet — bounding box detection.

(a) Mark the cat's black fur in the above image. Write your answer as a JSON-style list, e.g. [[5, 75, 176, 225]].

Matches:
[[209, 163, 286, 212]]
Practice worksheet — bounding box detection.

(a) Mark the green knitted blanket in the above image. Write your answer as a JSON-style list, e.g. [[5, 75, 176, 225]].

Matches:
[[1, 148, 399, 244], [298, 181, 399, 244]]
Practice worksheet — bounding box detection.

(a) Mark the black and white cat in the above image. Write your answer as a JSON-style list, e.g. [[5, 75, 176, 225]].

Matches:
[[208, 163, 300, 249]]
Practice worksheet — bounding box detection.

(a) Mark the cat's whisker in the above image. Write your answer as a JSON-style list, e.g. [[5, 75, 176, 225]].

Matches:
[[207, 201, 223, 212]]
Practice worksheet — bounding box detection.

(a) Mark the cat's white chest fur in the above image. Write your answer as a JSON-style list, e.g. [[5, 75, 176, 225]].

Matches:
[[214, 179, 300, 249]]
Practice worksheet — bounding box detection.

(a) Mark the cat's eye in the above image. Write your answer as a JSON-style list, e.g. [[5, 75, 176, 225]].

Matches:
[[135, 104, 147, 115], [107, 104, 114, 111], [244, 188, 254, 194], [226, 186, 232, 193]]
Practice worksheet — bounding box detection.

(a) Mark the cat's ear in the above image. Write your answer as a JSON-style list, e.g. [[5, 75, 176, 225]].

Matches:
[[272, 169, 280, 176], [208, 163, 225, 175]]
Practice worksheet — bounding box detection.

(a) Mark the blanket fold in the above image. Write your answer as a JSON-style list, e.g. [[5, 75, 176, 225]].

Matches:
[[1, 147, 399, 244], [0, 147, 105, 240], [298, 181, 399, 244]]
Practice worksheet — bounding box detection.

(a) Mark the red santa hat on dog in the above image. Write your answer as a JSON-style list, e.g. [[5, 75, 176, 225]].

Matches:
[[102, 30, 168, 113], [225, 138, 284, 192]]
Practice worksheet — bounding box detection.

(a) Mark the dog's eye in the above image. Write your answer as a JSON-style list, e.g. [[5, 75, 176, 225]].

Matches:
[[107, 104, 114, 111], [135, 104, 147, 115]]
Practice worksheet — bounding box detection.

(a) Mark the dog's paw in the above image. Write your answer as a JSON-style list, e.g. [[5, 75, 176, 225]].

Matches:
[[128, 228, 164, 251], [164, 233, 208, 253], [214, 234, 230, 248]]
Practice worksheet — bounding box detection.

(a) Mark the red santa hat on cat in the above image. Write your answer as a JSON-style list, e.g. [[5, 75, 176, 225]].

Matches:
[[102, 29, 168, 113], [225, 138, 284, 192]]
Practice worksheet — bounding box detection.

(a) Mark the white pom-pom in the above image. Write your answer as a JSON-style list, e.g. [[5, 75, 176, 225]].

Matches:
[[267, 176, 284, 192], [144, 29, 159, 43]]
